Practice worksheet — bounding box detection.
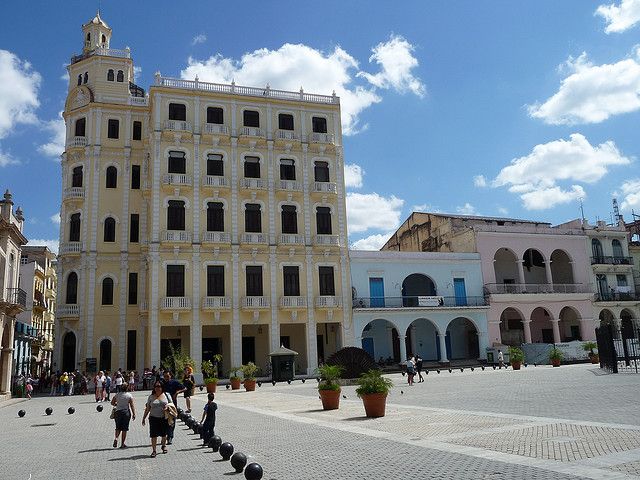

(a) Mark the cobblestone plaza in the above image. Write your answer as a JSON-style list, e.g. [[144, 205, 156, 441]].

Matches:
[[1, 364, 640, 479]]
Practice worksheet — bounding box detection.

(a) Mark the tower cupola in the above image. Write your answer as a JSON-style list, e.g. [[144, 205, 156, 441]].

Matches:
[[82, 12, 112, 53]]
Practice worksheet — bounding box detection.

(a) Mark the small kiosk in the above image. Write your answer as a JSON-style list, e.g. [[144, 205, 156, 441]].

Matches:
[[269, 345, 299, 382]]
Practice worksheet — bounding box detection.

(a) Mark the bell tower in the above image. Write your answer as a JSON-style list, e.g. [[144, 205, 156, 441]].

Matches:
[[82, 12, 112, 53]]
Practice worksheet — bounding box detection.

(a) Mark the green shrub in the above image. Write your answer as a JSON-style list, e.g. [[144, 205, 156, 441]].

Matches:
[[508, 346, 524, 363], [355, 369, 393, 397], [316, 364, 344, 391]]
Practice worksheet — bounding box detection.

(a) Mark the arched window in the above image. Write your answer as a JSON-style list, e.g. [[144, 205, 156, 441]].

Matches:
[[99, 339, 112, 371], [316, 207, 332, 234], [591, 238, 603, 261], [101, 34, 106, 45], [206, 202, 224, 232], [86, 33, 91, 44], [107, 69, 114, 81], [83, 72, 88, 84], [280, 159, 295, 180], [103, 217, 116, 242], [69, 213, 81, 242], [102, 277, 114, 305], [71, 166, 83, 188], [66, 272, 78, 304], [167, 200, 185, 230], [77, 75, 82, 86], [168, 103, 186, 121], [314, 161, 329, 182], [105, 166, 117, 188], [281, 205, 297, 234], [245, 204, 262, 233], [612, 239, 624, 259], [74, 117, 86, 137], [116, 70, 124, 82]]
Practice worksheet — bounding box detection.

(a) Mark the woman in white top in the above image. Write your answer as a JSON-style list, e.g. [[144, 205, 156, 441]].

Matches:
[[110, 384, 136, 448], [95, 371, 106, 402], [114, 372, 124, 393], [128, 371, 136, 391]]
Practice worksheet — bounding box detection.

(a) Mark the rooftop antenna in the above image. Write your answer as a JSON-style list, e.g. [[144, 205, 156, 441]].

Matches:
[[579, 197, 585, 223], [613, 197, 621, 223]]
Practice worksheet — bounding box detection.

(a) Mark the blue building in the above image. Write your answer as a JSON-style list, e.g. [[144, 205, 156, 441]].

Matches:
[[350, 250, 490, 364]]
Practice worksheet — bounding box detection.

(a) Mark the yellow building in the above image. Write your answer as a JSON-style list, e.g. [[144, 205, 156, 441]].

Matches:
[[56, 14, 352, 378]]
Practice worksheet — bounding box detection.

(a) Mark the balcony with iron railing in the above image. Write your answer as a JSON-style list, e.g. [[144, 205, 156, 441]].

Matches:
[[591, 256, 634, 266], [484, 283, 592, 294], [315, 296, 342, 308], [279, 234, 305, 245], [162, 173, 192, 187], [314, 234, 340, 246], [202, 296, 232, 310], [201, 231, 231, 244], [63, 187, 85, 201], [240, 178, 268, 190], [353, 296, 488, 309], [240, 126, 264, 138], [202, 124, 230, 135], [161, 230, 192, 243], [202, 176, 229, 188], [71, 46, 131, 64], [163, 120, 192, 132], [280, 296, 308, 308], [59, 242, 82, 255], [241, 296, 270, 309], [277, 180, 302, 192], [312, 182, 338, 194], [595, 292, 640, 302], [240, 233, 268, 244], [308, 132, 335, 144], [161, 297, 191, 310], [2, 288, 27, 308], [275, 130, 299, 141]]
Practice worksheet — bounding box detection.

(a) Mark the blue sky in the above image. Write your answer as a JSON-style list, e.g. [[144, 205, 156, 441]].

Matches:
[[1, 0, 639, 251]]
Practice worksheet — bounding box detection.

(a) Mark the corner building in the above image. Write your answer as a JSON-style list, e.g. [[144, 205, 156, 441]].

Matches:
[[56, 14, 352, 378]]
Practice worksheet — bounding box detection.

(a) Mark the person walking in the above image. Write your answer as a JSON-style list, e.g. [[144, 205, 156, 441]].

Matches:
[[415, 354, 424, 383], [114, 371, 124, 393], [95, 371, 106, 402], [50, 372, 57, 396], [161, 371, 185, 445], [128, 371, 136, 392], [200, 392, 217, 446], [182, 367, 195, 414], [406, 356, 416, 386], [105, 372, 112, 401], [111, 384, 136, 448], [142, 381, 170, 458], [497, 350, 504, 369]]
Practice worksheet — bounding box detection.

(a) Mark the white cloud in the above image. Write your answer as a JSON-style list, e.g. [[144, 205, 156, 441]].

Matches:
[[38, 113, 65, 159], [357, 35, 425, 97], [50, 213, 60, 225], [596, 0, 640, 33], [491, 133, 630, 210], [412, 204, 427, 211], [0, 49, 40, 138], [351, 232, 394, 251], [133, 66, 142, 80], [191, 34, 207, 46], [497, 207, 509, 216], [344, 164, 364, 188], [346, 192, 404, 234], [473, 175, 487, 187], [528, 51, 640, 125], [27, 239, 59, 254], [60, 64, 69, 82], [456, 203, 477, 215], [0, 148, 18, 167], [181, 36, 423, 135], [620, 178, 640, 210]]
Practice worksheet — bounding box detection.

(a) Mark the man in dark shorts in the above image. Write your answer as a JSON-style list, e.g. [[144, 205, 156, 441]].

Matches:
[[162, 371, 185, 445], [415, 354, 424, 383]]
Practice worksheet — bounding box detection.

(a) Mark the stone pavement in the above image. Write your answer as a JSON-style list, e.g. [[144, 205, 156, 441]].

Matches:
[[1, 364, 639, 479]]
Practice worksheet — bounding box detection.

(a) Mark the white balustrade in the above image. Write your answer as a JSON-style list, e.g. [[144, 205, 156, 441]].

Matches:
[[240, 178, 268, 190], [312, 182, 337, 194], [202, 124, 229, 135], [279, 234, 305, 245], [68, 136, 87, 148], [163, 120, 192, 132], [201, 231, 231, 243], [240, 126, 264, 137], [129, 96, 148, 106], [162, 173, 191, 186], [241, 296, 270, 308], [59, 242, 82, 254], [280, 296, 307, 308], [161, 297, 191, 310], [202, 296, 232, 309], [57, 305, 79, 317], [276, 130, 299, 140], [278, 180, 302, 191], [139, 301, 148, 311], [308, 132, 335, 144], [161, 230, 192, 243], [202, 176, 229, 188], [240, 233, 268, 244], [314, 235, 340, 246], [63, 187, 85, 200], [315, 296, 342, 308]]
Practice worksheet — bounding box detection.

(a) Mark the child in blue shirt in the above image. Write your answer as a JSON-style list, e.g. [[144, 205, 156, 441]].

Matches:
[[200, 393, 217, 446]]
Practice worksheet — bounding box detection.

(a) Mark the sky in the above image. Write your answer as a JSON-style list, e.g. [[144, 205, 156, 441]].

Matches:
[[1, 0, 639, 253]]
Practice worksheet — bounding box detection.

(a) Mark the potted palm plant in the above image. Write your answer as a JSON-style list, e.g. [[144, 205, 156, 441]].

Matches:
[[356, 369, 393, 418], [241, 362, 259, 392], [229, 367, 242, 390], [582, 341, 599, 363], [316, 364, 344, 410], [508, 346, 524, 370], [549, 347, 563, 367], [201, 356, 221, 393]]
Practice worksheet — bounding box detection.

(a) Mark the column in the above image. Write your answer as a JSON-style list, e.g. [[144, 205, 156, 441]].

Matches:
[[523, 320, 532, 344], [1, 347, 14, 393], [149, 250, 160, 368], [270, 248, 279, 352], [399, 334, 407, 363], [517, 259, 525, 285], [305, 250, 317, 375], [438, 333, 448, 362], [86, 255, 97, 358], [477, 331, 488, 359], [231, 247, 241, 368], [579, 318, 596, 341], [409, 325, 417, 356], [544, 260, 553, 289], [191, 246, 202, 380], [551, 319, 561, 344], [118, 256, 128, 369]]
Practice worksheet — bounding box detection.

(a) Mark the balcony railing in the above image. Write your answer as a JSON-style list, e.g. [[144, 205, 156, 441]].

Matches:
[[56, 305, 79, 317], [201, 231, 231, 243], [240, 233, 268, 244], [71, 47, 130, 64], [353, 296, 488, 309], [312, 182, 337, 194], [162, 173, 191, 186], [276, 130, 299, 141], [202, 296, 232, 309], [485, 283, 591, 294], [59, 242, 82, 254], [595, 292, 640, 302], [240, 126, 264, 137], [4, 288, 27, 308], [63, 187, 85, 200], [161, 230, 192, 243], [591, 256, 634, 265], [280, 296, 308, 308], [164, 120, 192, 132], [308, 132, 335, 144], [315, 296, 342, 308], [202, 175, 229, 188], [202, 124, 229, 135], [278, 180, 302, 191], [129, 96, 148, 106], [240, 178, 268, 190], [314, 234, 340, 246], [161, 297, 191, 310], [241, 296, 270, 309], [68, 136, 87, 148], [279, 234, 305, 245], [139, 301, 148, 312]]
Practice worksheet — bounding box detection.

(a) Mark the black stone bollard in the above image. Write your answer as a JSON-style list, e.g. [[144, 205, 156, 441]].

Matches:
[[199, 385, 204, 391], [68, 407, 75, 414], [470, 367, 474, 372], [244, 462, 263, 480], [301, 378, 305, 383], [271, 381, 276, 386], [208, 435, 222, 452], [219, 442, 234, 460], [18, 410, 26, 418], [287, 380, 291, 385], [231, 452, 248, 472], [96, 405, 103, 412], [257, 381, 261, 387], [45, 407, 53, 416], [226, 384, 230, 390], [481, 366, 485, 371]]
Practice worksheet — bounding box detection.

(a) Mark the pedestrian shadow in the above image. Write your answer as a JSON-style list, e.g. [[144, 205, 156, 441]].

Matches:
[[177, 447, 204, 452], [300, 408, 326, 413], [107, 454, 150, 461], [79, 445, 148, 453], [342, 416, 376, 422]]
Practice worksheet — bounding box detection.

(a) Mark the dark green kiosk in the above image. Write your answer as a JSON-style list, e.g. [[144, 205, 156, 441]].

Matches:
[[269, 345, 299, 382]]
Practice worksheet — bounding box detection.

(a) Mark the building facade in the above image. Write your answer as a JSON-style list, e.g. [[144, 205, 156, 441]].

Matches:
[[383, 213, 596, 348], [350, 250, 489, 364], [0, 190, 27, 398], [56, 14, 352, 378]]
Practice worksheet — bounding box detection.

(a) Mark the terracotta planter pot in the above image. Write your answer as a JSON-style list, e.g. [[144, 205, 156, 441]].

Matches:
[[205, 381, 217, 393], [590, 354, 600, 364], [230, 378, 241, 390], [511, 361, 521, 370], [551, 359, 561, 367], [361, 393, 387, 418], [244, 379, 256, 392], [319, 389, 341, 410]]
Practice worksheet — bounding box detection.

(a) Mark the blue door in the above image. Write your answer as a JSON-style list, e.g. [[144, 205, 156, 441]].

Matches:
[[369, 277, 385, 307], [361, 337, 374, 359], [445, 331, 452, 359], [454, 278, 467, 306]]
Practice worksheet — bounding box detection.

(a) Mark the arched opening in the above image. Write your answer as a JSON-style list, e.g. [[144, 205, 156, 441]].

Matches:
[[77, 74, 82, 86], [99, 339, 112, 372], [107, 69, 114, 81], [116, 70, 124, 83], [446, 317, 479, 360], [66, 272, 78, 304], [599, 308, 616, 327], [530, 307, 554, 343], [612, 239, 624, 260], [62, 331, 76, 372], [102, 277, 114, 305], [103, 217, 116, 242], [69, 213, 81, 242], [74, 118, 86, 137], [592, 238, 603, 260], [499, 307, 524, 346], [0, 323, 12, 391], [493, 248, 519, 287], [101, 34, 106, 45], [559, 306, 582, 341], [402, 274, 436, 307], [522, 248, 546, 284], [550, 250, 574, 284], [83, 72, 88, 84], [621, 309, 636, 340], [72, 166, 83, 188], [105, 166, 117, 188], [406, 318, 439, 361], [361, 319, 401, 364]]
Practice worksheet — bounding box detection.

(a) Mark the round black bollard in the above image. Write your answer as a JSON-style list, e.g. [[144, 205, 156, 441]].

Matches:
[[199, 385, 204, 391], [436, 369, 440, 374], [301, 378, 305, 383], [231, 452, 248, 472], [225, 384, 230, 390], [460, 368, 464, 372], [208, 435, 222, 452], [68, 407, 75, 414], [425, 370, 429, 375], [244, 462, 263, 480], [219, 442, 234, 460], [470, 367, 474, 372], [448, 369, 452, 373], [176, 407, 183, 416], [96, 404, 103, 412], [271, 381, 276, 386], [287, 380, 291, 385], [257, 381, 261, 387], [45, 407, 53, 416], [18, 410, 26, 418], [481, 366, 485, 371]]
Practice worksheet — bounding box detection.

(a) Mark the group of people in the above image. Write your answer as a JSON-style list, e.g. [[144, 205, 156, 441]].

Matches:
[[109, 366, 217, 458], [93, 369, 138, 402], [405, 354, 425, 385]]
